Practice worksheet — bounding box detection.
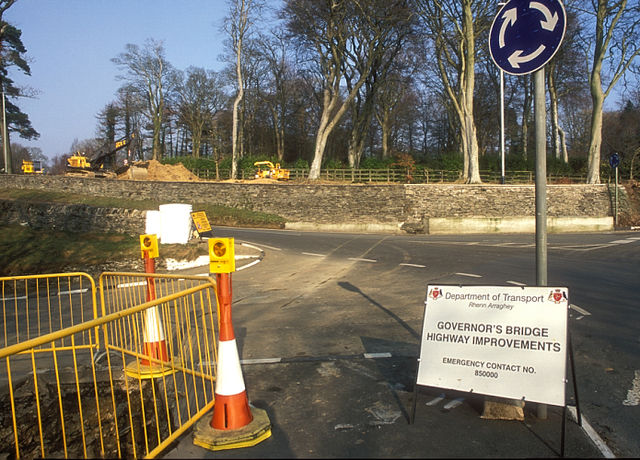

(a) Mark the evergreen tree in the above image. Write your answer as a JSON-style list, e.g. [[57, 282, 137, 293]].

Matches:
[[0, 0, 39, 172]]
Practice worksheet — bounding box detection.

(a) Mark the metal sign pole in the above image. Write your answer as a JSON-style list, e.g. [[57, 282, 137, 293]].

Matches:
[[615, 166, 619, 227], [500, 69, 506, 184], [534, 67, 548, 420], [490, 0, 567, 424]]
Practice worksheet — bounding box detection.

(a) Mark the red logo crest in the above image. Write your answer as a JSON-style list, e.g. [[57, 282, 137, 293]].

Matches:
[[548, 289, 567, 304], [428, 287, 442, 300]]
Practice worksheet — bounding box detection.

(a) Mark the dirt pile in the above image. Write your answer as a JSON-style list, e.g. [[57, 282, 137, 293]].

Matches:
[[118, 160, 200, 181]]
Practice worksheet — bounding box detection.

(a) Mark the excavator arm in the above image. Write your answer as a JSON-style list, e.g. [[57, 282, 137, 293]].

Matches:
[[66, 133, 138, 178]]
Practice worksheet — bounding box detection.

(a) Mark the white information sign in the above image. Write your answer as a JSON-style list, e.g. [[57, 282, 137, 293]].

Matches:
[[417, 285, 568, 406]]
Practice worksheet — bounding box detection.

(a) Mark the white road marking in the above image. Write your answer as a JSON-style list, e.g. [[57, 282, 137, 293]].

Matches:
[[507, 280, 527, 286], [348, 257, 377, 263], [117, 281, 147, 288], [609, 239, 635, 244], [364, 352, 392, 359], [240, 242, 265, 251], [551, 244, 615, 252], [443, 398, 465, 410], [399, 263, 426, 268], [5, 287, 91, 301], [240, 358, 282, 364], [623, 370, 640, 406], [236, 259, 261, 271], [569, 304, 591, 316], [567, 406, 616, 458], [455, 272, 482, 278], [58, 289, 89, 295], [255, 243, 281, 251], [426, 394, 446, 406], [302, 252, 326, 257]]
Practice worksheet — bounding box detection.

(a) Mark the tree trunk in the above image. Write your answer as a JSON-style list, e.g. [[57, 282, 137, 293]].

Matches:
[[559, 126, 568, 163], [310, 125, 330, 179], [463, 109, 481, 183], [586, 85, 604, 184], [231, 44, 244, 179], [548, 68, 563, 161], [309, 95, 333, 179], [461, 1, 481, 184]]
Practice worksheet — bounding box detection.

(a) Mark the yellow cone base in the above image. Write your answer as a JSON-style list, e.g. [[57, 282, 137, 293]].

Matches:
[[124, 359, 180, 380], [481, 397, 525, 421], [193, 405, 271, 451]]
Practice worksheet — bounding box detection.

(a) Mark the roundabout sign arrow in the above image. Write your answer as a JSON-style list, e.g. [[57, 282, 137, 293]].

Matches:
[[489, 0, 566, 75]]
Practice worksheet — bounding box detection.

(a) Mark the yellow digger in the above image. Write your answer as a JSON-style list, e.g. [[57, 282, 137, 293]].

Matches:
[[65, 133, 137, 178], [253, 161, 290, 180], [21, 160, 44, 174]]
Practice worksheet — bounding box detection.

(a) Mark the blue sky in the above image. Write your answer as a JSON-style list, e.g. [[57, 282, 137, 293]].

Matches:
[[5, 0, 252, 159]]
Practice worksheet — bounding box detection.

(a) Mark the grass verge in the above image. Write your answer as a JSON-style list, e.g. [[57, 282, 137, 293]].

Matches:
[[0, 187, 285, 275], [0, 225, 140, 276], [0, 187, 286, 229]]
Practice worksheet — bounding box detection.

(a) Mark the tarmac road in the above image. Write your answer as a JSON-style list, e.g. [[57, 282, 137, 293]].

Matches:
[[165, 229, 640, 458]]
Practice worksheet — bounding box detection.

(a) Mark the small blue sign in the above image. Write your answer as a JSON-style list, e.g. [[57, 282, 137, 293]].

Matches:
[[489, 0, 566, 75], [609, 153, 620, 168]]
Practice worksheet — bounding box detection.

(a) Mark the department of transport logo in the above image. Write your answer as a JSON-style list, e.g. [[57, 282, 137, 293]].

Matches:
[[548, 289, 567, 304], [428, 287, 443, 300]]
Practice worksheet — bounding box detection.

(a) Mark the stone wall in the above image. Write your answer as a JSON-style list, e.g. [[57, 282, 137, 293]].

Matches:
[[0, 175, 620, 234], [0, 199, 147, 235]]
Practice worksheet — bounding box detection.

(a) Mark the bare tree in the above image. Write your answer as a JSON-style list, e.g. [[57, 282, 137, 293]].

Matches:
[[283, 0, 413, 179], [576, 0, 640, 183], [112, 39, 175, 160], [416, 0, 493, 183], [255, 30, 294, 162], [224, 0, 265, 179], [176, 67, 226, 158], [345, 3, 414, 168]]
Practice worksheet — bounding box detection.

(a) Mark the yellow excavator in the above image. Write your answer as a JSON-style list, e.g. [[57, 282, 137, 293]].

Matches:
[[253, 161, 290, 180], [66, 133, 138, 178], [21, 160, 44, 174]]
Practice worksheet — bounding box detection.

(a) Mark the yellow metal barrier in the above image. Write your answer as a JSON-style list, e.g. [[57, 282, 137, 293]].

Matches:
[[0, 272, 98, 352], [0, 272, 219, 459]]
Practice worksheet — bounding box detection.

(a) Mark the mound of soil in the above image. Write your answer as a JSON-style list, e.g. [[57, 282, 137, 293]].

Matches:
[[118, 160, 199, 182]]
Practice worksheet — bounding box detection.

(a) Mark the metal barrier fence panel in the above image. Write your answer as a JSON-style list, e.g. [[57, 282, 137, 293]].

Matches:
[[0, 272, 219, 459], [0, 273, 98, 353]]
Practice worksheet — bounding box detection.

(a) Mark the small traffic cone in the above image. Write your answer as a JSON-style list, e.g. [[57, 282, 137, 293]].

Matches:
[[140, 253, 169, 366], [140, 305, 169, 365], [194, 273, 271, 451], [125, 244, 176, 379]]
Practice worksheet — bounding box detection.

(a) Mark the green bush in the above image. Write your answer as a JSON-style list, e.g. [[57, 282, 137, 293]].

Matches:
[[437, 153, 464, 171], [323, 158, 346, 169], [293, 158, 309, 169]]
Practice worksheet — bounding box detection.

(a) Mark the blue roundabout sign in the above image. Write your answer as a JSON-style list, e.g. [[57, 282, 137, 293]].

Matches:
[[489, 0, 567, 75]]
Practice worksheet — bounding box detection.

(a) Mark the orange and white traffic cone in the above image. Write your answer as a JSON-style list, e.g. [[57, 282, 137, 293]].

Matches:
[[194, 272, 271, 451], [211, 272, 253, 429], [125, 245, 175, 379], [140, 252, 169, 366]]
